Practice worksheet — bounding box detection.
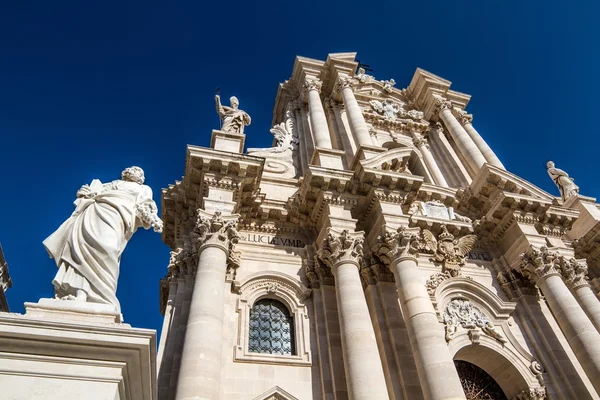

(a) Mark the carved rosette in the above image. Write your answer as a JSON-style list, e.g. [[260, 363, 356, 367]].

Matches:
[[303, 78, 323, 93], [192, 210, 240, 267], [559, 257, 589, 289], [511, 387, 547, 400], [375, 226, 421, 265], [518, 246, 562, 284], [317, 229, 365, 270]]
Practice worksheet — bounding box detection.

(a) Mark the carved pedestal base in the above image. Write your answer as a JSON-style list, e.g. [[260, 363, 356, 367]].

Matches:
[[25, 297, 123, 324], [0, 303, 156, 400]]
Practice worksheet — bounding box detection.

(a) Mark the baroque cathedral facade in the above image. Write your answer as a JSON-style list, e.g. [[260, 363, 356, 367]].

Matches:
[[155, 52, 600, 400]]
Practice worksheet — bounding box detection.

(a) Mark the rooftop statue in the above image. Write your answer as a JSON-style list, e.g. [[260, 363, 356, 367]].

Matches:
[[43, 166, 163, 313], [547, 161, 579, 201], [215, 93, 251, 134]]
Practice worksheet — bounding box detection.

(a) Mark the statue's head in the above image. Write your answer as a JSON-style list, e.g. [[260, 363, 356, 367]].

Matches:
[[122, 166, 145, 184], [230, 96, 239, 109], [546, 161, 555, 169]]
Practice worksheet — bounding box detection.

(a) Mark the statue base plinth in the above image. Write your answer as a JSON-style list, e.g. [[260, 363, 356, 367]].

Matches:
[[311, 147, 346, 170], [0, 302, 156, 400], [211, 129, 245, 153], [24, 297, 123, 324]]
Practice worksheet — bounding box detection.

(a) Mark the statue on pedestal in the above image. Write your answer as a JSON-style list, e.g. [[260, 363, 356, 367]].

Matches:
[[215, 93, 251, 134], [43, 166, 163, 313], [547, 161, 579, 201]]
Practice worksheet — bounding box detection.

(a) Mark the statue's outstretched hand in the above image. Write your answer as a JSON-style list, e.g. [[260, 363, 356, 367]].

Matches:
[[76, 184, 94, 199]]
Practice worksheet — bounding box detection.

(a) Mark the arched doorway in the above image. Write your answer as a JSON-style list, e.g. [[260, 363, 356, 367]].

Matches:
[[455, 360, 507, 400]]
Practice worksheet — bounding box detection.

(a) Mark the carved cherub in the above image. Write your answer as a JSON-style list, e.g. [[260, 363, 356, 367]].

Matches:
[[369, 99, 402, 120], [421, 226, 478, 276]]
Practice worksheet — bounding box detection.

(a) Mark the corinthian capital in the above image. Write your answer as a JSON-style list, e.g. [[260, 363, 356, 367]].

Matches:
[[317, 229, 365, 269], [518, 245, 561, 283], [433, 96, 452, 113], [303, 78, 323, 93], [559, 258, 589, 289], [192, 210, 240, 255], [375, 226, 421, 265], [455, 109, 473, 125], [512, 387, 547, 400]]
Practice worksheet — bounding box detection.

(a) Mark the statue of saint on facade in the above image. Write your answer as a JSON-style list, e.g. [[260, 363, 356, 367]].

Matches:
[[43, 166, 163, 313], [547, 161, 579, 201], [215, 94, 251, 134]]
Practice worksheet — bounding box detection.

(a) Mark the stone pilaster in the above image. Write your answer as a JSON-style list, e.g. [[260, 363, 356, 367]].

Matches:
[[317, 229, 389, 400], [176, 210, 240, 400], [376, 226, 467, 400], [413, 135, 449, 188], [518, 246, 600, 393]]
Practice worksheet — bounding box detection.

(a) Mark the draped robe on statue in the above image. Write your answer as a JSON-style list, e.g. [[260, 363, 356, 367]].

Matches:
[[43, 179, 157, 313]]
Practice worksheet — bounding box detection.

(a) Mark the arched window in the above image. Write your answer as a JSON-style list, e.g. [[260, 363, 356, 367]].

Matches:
[[248, 299, 295, 355], [455, 360, 507, 400]]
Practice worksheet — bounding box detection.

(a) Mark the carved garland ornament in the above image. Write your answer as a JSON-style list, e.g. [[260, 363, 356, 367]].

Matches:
[[443, 298, 507, 344]]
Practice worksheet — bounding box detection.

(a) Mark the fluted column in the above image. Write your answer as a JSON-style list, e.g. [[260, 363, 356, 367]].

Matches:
[[176, 211, 240, 400], [377, 227, 466, 400], [519, 246, 600, 393], [304, 78, 332, 149], [318, 229, 389, 400], [435, 97, 486, 174], [455, 110, 505, 169], [559, 258, 600, 332], [413, 136, 449, 188], [338, 77, 372, 148]]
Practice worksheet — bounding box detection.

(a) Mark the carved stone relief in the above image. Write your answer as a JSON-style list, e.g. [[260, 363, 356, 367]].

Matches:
[[420, 226, 478, 276], [443, 298, 507, 344]]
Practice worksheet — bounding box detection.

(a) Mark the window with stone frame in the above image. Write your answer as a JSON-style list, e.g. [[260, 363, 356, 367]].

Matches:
[[248, 298, 295, 356]]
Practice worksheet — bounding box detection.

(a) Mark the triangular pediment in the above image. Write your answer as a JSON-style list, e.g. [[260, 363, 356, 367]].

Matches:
[[251, 386, 299, 400], [470, 164, 556, 202]]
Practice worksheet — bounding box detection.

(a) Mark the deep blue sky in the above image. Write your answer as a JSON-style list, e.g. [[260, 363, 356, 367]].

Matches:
[[1, 1, 598, 333]]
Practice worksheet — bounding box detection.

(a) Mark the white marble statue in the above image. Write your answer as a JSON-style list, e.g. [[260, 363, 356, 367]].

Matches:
[[215, 94, 251, 134], [43, 166, 163, 313], [547, 161, 579, 201], [369, 99, 402, 120]]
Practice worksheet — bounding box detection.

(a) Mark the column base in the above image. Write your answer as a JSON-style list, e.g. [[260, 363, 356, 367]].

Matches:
[[310, 147, 346, 169], [0, 301, 156, 400]]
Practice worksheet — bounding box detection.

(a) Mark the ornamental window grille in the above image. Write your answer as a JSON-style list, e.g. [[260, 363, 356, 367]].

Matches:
[[248, 299, 295, 355], [455, 360, 507, 400]]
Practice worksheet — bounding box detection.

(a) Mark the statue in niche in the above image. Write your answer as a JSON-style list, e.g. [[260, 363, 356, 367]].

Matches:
[[43, 166, 163, 313], [547, 161, 579, 201], [369, 99, 402, 120], [215, 93, 251, 134]]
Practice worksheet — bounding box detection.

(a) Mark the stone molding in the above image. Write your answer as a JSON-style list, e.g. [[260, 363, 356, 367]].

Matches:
[[317, 229, 365, 270], [375, 226, 421, 265], [232, 271, 312, 366]]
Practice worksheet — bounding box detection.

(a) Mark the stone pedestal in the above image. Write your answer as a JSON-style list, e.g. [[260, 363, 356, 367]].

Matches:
[[210, 129, 245, 153], [0, 299, 157, 400], [310, 147, 346, 170]]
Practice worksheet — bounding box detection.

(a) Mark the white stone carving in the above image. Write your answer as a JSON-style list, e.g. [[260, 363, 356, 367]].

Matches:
[[421, 226, 477, 276], [443, 298, 507, 343], [547, 161, 579, 201], [512, 387, 547, 400], [355, 67, 375, 83], [43, 166, 162, 313], [369, 99, 402, 120], [382, 78, 396, 93], [318, 229, 365, 268], [215, 94, 251, 134]]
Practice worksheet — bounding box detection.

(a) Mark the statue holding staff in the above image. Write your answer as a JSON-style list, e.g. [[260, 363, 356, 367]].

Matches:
[[215, 91, 251, 134], [547, 161, 579, 201]]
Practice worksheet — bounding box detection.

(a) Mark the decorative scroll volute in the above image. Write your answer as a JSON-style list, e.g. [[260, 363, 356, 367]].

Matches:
[[375, 226, 421, 265], [317, 229, 365, 270]]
